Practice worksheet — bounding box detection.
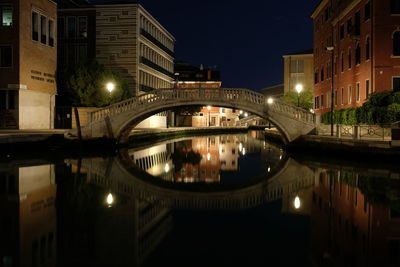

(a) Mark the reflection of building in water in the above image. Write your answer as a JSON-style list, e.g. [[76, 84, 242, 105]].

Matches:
[[62, 159, 173, 266], [311, 169, 400, 267], [129, 144, 174, 181], [219, 135, 240, 171], [174, 138, 221, 183], [0, 163, 56, 267]]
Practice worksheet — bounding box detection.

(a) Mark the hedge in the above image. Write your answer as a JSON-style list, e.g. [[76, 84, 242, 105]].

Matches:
[[321, 91, 400, 125]]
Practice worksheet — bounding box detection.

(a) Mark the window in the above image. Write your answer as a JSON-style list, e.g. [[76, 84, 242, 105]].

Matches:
[[0, 45, 12, 67], [366, 80, 370, 99], [341, 88, 344, 105], [356, 82, 360, 101], [393, 77, 400, 92], [0, 90, 16, 110], [348, 49, 352, 68], [290, 59, 304, 73], [391, 0, 400, 14], [340, 24, 345, 40], [348, 86, 352, 104], [321, 94, 324, 107], [354, 11, 361, 36], [365, 2, 371, 21], [78, 17, 87, 38], [314, 70, 319, 84], [355, 43, 361, 65], [394, 31, 400, 56], [48, 20, 54, 47], [1, 5, 12, 26], [341, 53, 344, 72], [347, 18, 352, 35], [366, 37, 370, 60], [58, 17, 65, 39], [40, 15, 47, 45], [321, 67, 324, 81], [334, 89, 338, 106], [77, 44, 87, 62], [32, 12, 39, 41], [67, 17, 76, 38]]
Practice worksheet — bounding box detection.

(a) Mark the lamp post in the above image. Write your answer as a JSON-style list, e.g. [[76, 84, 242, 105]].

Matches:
[[207, 105, 211, 127], [295, 84, 303, 107], [326, 46, 335, 136]]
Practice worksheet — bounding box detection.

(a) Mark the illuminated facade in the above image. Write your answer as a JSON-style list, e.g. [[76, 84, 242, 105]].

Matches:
[[0, 0, 57, 129], [312, 0, 400, 114], [283, 50, 314, 94]]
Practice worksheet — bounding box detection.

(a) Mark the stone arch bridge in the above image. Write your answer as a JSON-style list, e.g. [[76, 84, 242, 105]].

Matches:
[[78, 88, 316, 144]]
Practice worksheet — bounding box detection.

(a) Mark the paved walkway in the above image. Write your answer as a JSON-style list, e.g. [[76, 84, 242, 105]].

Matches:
[[0, 129, 68, 144]]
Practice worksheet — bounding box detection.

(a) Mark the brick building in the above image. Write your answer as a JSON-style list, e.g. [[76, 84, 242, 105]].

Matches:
[[312, 0, 400, 114], [0, 0, 57, 129], [174, 62, 240, 126]]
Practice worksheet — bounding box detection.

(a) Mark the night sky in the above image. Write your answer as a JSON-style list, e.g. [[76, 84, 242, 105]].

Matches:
[[91, 0, 318, 91]]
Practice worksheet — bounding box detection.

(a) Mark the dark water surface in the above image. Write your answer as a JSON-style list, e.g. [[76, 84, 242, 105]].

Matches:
[[1, 131, 400, 267]]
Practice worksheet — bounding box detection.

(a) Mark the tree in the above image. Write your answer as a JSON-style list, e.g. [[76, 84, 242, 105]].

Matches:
[[281, 90, 313, 110], [64, 60, 132, 107]]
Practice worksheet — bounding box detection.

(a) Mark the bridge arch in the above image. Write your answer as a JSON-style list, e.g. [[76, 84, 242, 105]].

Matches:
[[79, 88, 316, 144]]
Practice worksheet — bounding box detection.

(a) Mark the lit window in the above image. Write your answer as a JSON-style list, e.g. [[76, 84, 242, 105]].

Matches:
[[1, 5, 12, 26], [348, 86, 352, 104]]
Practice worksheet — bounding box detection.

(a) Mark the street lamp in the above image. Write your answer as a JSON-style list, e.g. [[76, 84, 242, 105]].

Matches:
[[207, 105, 211, 127], [295, 84, 303, 107], [267, 97, 274, 104], [106, 193, 114, 207], [293, 196, 301, 209], [106, 82, 115, 105]]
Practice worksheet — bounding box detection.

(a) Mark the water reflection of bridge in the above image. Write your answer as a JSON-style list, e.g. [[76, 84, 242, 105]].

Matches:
[[75, 153, 316, 210]]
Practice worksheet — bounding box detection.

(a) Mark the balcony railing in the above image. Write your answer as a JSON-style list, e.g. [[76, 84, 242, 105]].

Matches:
[[140, 57, 175, 78], [140, 29, 174, 57]]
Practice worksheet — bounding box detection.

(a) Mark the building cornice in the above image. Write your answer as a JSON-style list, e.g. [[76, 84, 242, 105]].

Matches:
[[138, 4, 175, 41], [331, 0, 362, 25], [311, 0, 328, 19], [283, 54, 313, 58]]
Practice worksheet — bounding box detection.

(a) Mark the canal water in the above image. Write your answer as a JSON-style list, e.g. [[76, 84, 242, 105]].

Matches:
[[1, 131, 400, 267]]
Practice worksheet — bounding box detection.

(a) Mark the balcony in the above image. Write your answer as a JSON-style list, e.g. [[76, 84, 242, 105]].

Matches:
[[140, 57, 174, 78], [140, 29, 174, 58]]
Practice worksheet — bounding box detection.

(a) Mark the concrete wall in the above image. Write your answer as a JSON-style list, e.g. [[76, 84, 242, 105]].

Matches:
[[19, 90, 55, 129], [71, 107, 100, 129]]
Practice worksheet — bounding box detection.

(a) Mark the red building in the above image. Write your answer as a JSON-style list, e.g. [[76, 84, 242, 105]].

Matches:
[[312, 0, 400, 114]]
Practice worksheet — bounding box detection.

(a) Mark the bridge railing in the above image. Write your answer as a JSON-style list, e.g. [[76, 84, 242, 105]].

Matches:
[[89, 88, 265, 123], [267, 99, 315, 125]]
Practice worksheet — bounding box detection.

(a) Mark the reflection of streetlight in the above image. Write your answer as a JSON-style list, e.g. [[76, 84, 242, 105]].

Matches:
[[295, 84, 303, 107], [207, 152, 211, 161], [244, 112, 248, 117], [242, 147, 246, 156], [239, 143, 243, 152], [164, 163, 170, 173], [106, 193, 114, 207], [267, 166, 271, 172], [207, 106, 211, 127], [294, 196, 301, 209]]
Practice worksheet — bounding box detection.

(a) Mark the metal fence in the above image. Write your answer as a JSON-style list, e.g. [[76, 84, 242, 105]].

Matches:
[[317, 124, 392, 141]]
